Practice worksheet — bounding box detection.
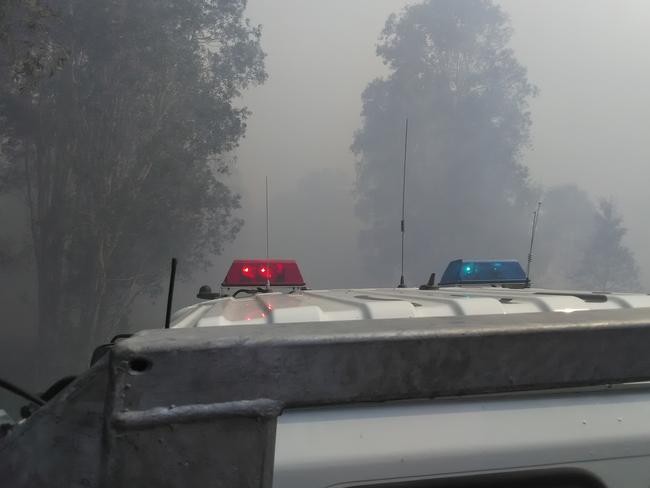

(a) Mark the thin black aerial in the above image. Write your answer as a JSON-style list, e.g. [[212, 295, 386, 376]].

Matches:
[[398, 119, 409, 288], [164, 257, 177, 329], [526, 202, 542, 287]]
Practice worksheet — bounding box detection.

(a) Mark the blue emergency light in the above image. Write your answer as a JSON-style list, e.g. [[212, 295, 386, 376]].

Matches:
[[439, 259, 527, 287]]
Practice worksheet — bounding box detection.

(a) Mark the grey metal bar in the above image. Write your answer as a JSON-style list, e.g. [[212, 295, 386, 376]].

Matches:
[[3, 308, 650, 487], [111, 308, 650, 411]]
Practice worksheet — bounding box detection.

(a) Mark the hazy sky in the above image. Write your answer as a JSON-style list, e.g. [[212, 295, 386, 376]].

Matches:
[[503, 0, 650, 280], [179, 0, 650, 301]]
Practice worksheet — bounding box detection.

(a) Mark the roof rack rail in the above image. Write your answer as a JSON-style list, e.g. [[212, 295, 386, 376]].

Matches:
[[534, 291, 608, 303]]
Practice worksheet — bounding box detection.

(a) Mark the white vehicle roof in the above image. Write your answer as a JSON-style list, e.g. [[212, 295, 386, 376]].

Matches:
[[170, 286, 650, 328]]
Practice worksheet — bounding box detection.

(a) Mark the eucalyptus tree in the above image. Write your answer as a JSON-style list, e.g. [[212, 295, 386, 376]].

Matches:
[[575, 199, 640, 291], [353, 0, 537, 284], [0, 0, 265, 377]]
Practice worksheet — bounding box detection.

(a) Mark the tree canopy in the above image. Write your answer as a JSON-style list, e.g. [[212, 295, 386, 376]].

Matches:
[[353, 0, 538, 285], [0, 0, 66, 89], [0, 0, 265, 379]]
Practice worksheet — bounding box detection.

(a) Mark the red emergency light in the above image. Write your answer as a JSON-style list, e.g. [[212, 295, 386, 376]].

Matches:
[[221, 259, 305, 288]]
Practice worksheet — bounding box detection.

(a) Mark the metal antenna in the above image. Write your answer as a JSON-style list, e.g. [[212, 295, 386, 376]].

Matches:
[[265, 176, 270, 290], [526, 201, 542, 287], [164, 257, 177, 329], [398, 118, 409, 288]]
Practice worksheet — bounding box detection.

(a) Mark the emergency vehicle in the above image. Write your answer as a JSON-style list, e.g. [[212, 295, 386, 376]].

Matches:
[[2, 257, 650, 488]]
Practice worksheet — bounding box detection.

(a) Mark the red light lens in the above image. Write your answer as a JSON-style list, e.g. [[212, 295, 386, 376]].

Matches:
[[222, 259, 305, 287], [241, 266, 254, 279]]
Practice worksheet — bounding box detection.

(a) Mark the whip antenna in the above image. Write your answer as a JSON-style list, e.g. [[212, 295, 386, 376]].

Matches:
[[398, 118, 409, 288], [265, 176, 270, 290], [164, 257, 177, 329], [526, 201, 542, 287]]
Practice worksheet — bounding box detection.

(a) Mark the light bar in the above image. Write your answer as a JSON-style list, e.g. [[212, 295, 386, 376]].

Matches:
[[439, 259, 527, 286], [222, 259, 305, 288]]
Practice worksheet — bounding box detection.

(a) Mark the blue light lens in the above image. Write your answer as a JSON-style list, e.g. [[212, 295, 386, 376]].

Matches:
[[440, 259, 526, 286]]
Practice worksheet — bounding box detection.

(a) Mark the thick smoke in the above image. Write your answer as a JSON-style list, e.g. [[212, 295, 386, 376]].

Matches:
[[0, 0, 647, 414]]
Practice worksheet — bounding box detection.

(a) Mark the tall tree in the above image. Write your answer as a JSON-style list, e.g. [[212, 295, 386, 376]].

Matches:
[[353, 0, 537, 285], [0, 0, 265, 379], [574, 199, 640, 291]]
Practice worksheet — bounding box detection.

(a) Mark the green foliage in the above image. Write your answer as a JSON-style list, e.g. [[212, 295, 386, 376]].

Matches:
[[575, 199, 640, 291], [0, 0, 265, 376], [353, 0, 537, 283]]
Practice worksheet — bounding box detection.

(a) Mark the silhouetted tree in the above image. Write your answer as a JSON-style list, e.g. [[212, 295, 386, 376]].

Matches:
[[0, 0, 266, 379], [574, 199, 640, 291], [353, 0, 538, 285]]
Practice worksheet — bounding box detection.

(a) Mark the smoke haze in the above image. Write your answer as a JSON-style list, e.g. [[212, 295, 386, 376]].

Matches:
[[2, 0, 649, 401], [193, 0, 650, 299]]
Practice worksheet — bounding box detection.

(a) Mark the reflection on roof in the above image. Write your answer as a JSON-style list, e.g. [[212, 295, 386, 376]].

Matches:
[[170, 286, 650, 328]]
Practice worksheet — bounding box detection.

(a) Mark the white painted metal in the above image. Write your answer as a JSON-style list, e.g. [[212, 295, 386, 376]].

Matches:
[[274, 384, 650, 487], [170, 285, 650, 487], [171, 287, 650, 328]]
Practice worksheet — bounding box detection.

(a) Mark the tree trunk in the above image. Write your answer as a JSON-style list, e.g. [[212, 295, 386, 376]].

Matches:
[[35, 244, 67, 386]]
